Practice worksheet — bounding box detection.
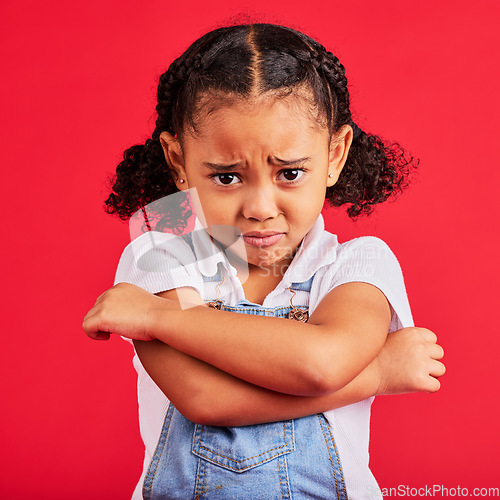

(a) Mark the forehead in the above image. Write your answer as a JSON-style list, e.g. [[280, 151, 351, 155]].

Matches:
[[182, 93, 329, 158]]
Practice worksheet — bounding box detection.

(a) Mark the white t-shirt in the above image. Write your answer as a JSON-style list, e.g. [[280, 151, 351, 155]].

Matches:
[[114, 214, 413, 499]]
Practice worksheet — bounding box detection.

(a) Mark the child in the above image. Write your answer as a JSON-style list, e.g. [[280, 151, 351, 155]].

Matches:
[[83, 23, 445, 500]]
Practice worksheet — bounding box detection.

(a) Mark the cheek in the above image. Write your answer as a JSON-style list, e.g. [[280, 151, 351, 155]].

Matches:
[[285, 202, 317, 233], [187, 183, 218, 225], [298, 179, 327, 208], [287, 188, 326, 228], [196, 191, 235, 224]]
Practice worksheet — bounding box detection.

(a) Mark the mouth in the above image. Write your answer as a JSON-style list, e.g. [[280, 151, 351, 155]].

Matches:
[[241, 231, 284, 248]]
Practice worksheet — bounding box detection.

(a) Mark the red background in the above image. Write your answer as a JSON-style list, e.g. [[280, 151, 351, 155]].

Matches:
[[1, 0, 499, 498]]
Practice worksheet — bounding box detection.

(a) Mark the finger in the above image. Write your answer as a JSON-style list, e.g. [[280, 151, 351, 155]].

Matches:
[[88, 331, 111, 341], [82, 316, 107, 338], [424, 375, 441, 393], [83, 307, 96, 322], [82, 314, 111, 340], [421, 328, 438, 343], [82, 305, 102, 324], [429, 343, 445, 360], [94, 331, 111, 341], [429, 360, 446, 378]]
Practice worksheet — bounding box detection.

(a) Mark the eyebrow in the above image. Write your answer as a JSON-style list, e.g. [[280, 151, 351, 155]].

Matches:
[[202, 162, 246, 172], [202, 157, 311, 172], [273, 156, 311, 166]]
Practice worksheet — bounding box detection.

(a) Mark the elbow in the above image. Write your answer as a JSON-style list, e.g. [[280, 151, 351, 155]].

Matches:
[[180, 400, 251, 427], [297, 346, 349, 396], [181, 406, 226, 426], [299, 366, 341, 396], [172, 392, 232, 426]]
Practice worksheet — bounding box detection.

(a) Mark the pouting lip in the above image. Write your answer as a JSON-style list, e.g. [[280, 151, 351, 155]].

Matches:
[[241, 231, 284, 237], [241, 232, 284, 248]]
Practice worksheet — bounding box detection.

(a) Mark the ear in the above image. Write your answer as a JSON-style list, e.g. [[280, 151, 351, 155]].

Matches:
[[326, 124, 353, 187], [159, 131, 189, 190]]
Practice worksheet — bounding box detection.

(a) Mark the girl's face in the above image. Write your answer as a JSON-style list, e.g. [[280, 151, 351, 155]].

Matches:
[[161, 94, 352, 275]]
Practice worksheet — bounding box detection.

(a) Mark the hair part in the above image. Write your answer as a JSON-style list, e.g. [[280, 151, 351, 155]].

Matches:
[[105, 23, 418, 223]]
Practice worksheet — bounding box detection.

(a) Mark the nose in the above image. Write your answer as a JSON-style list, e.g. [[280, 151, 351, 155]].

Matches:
[[242, 184, 280, 222]]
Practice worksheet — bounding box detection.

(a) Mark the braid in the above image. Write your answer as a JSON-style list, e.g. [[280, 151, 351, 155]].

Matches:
[[313, 48, 352, 131], [104, 138, 175, 221], [153, 52, 205, 140]]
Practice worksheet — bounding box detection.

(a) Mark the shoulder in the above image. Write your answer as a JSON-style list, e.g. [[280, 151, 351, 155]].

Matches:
[[322, 234, 404, 288], [337, 234, 394, 255], [300, 222, 395, 272], [334, 235, 399, 270], [311, 234, 414, 328], [309, 230, 400, 274], [114, 231, 202, 294]]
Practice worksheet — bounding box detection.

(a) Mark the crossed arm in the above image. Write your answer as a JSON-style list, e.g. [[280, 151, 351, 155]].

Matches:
[[83, 282, 445, 426]]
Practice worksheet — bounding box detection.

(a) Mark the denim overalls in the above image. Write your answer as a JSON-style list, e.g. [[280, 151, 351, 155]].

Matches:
[[142, 269, 348, 500]]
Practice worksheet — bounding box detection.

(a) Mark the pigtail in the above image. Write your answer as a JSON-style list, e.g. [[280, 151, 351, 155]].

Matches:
[[104, 138, 175, 220], [312, 47, 418, 217], [329, 131, 417, 218]]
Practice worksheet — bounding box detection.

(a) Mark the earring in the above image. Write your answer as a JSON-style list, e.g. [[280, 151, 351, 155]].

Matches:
[[328, 174, 334, 178], [179, 179, 185, 183]]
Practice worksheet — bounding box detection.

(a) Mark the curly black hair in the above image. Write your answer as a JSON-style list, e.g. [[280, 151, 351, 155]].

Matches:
[[105, 23, 417, 225]]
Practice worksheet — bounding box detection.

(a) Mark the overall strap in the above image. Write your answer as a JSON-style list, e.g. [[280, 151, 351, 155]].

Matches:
[[289, 274, 315, 293], [287, 273, 316, 323], [200, 263, 224, 283]]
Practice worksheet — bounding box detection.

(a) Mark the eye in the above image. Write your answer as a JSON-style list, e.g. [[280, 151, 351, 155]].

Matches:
[[211, 173, 241, 186], [277, 169, 305, 183]]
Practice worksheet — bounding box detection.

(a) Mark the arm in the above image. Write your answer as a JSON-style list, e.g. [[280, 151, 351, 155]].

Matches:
[[133, 325, 445, 427], [136, 289, 444, 426], [83, 281, 391, 396], [83, 285, 445, 425], [134, 338, 379, 426]]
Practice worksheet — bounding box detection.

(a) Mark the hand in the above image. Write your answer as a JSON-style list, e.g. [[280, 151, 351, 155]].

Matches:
[[375, 327, 445, 395], [82, 282, 176, 341]]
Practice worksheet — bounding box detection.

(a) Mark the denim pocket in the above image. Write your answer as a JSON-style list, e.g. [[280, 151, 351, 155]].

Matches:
[[192, 420, 295, 473]]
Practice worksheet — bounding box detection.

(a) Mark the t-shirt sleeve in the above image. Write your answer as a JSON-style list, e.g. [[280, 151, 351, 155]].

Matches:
[[113, 231, 205, 345], [319, 236, 414, 331], [113, 231, 204, 295]]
